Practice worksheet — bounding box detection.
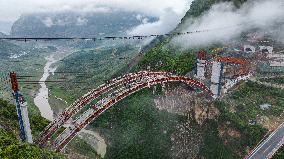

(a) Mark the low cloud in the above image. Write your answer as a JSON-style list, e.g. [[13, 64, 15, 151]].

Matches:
[[0, 0, 190, 21], [0, 0, 191, 34], [42, 17, 54, 27], [76, 17, 88, 26], [127, 8, 187, 35], [172, 0, 284, 48]]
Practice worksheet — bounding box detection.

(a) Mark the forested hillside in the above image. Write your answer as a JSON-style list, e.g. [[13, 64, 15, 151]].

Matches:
[[0, 41, 23, 58], [0, 99, 65, 159], [1, 0, 283, 158]]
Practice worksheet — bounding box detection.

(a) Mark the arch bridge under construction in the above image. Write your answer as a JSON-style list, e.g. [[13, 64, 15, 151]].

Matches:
[[35, 71, 213, 152]]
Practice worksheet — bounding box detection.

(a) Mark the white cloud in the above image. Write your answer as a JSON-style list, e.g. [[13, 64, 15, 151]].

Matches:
[[142, 18, 148, 24], [0, 0, 190, 22], [136, 14, 143, 21], [76, 17, 88, 26], [0, 0, 190, 34], [42, 17, 54, 27], [173, 0, 284, 48], [128, 8, 187, 35]]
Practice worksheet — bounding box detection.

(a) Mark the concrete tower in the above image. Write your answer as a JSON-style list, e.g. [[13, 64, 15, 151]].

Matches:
[[196, 50, 206, 80], [10, 72, 33, 143], [210, 61, 223, 99]]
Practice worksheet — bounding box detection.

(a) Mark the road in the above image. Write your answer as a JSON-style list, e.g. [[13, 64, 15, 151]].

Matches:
[[249, 78, 284, 90], [246, 122, 284, 159]]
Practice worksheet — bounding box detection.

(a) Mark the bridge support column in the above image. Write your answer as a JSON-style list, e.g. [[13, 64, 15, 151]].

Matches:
[[195, 50, 207, 80], [196, 59, 206, 80], [153, 85, 156, 94], [10, 72, 33, 143], [210, 61, 223, 99]]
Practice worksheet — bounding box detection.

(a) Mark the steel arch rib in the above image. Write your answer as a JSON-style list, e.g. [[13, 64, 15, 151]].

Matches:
[[37, 71, 168, 145], [53, 76, 212, 151]]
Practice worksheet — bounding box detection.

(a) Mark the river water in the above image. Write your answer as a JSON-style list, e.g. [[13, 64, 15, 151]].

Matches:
[[34, 54, 58, 121], [33, 48, 107, 157]]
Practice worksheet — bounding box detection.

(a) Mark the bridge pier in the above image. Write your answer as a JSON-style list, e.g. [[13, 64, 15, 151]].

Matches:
[[195, 50, 207, 80], [210, 61, 223, 99], [10, 72, 33, 143]]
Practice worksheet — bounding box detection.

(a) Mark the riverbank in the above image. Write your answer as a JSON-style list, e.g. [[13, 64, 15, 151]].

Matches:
[[33, 47, 108, 157], [33, 54, 58, 121], [33, 47, 74, 121]]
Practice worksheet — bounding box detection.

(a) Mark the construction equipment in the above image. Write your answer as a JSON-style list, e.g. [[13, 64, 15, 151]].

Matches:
[[10, 72, 33, 143]]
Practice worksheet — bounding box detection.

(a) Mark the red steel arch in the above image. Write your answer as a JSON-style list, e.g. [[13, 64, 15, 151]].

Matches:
[[37, 71, 169, 146], [217, 57, 250, 76], [52, 75, 212, 151]]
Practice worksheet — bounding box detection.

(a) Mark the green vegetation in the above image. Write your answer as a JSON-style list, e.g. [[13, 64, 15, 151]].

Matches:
[[274, 147, 284, 159], [196, 80, 284, 158], [0, 129, 64, 159], [2, 0, 276, 158], [0, 98, 65, 159], [183, 0, 247, 19], [202, 80, 284, 158], [200, 120, 237, 159], [49, 45, 140, 103], [68, 137, 101, 159], [0, 40, 23, 58], [138, 43, 196, 75], [215, 101, 267, 149], [0, 127, 65, 159], [0, 99, 19, 131], [0, 97, 49, 137], [230, 81, 284, 118], [90, 88, 182, 159], [260, 76, 284, 84], [0, 42, 54, 116]]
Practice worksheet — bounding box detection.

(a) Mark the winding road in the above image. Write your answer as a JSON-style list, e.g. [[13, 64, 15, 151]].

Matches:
[[246, 122, 284, 159]]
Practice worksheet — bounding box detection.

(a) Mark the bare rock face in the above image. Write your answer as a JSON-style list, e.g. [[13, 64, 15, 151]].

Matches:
[[192, 102, 219, 125], [170, 120, 203, 159], [154, 86, 195, 115], [154, 86, 219, 124], [218, 124, 241, 139], [154, 85, 220, 158]]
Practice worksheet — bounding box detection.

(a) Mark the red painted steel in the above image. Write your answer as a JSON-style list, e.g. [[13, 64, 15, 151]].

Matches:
[[52, 75, 212, 151], [37, 71, 168, 146]]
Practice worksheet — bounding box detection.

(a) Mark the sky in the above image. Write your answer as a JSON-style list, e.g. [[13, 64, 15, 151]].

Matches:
[[0, 0, 191, 34]]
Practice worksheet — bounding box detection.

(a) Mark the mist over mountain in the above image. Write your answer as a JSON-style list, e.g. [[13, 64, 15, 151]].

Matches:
[[0, 21, 12, 35], [11, 11, 157, 37], [0, 32, 7, 38]]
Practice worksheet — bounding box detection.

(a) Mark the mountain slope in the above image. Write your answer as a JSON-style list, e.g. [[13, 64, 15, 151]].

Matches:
[[11, 11, 157, 37], [0, 40, 24, 58], [0, 32, 7, 38], [0, 98, 65, 159]]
